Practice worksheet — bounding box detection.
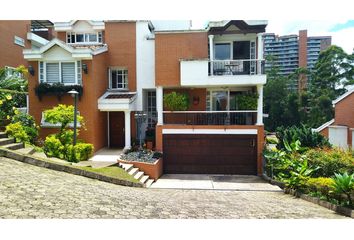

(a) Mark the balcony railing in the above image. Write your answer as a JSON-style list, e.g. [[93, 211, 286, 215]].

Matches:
[[209, 59, 265, 76], [163, 111, 257, 125]]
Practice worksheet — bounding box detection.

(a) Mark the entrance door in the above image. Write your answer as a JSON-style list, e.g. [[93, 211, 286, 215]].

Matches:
[[233, 41, 251, 74], [109, 112, 125, 148]]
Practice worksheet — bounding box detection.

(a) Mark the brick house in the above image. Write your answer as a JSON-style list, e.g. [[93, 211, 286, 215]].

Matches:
[[315, 88, 354, 149], [22, 20, 267, 176]]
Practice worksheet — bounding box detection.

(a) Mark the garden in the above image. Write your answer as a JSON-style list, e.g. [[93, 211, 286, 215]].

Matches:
[[264, 124, 354, 209]]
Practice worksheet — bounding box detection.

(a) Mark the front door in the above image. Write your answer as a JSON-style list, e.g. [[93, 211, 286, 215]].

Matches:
[[109, 112, 125, 148]]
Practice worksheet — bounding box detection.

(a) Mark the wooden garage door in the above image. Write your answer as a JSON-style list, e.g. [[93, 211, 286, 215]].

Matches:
[[163, 134, 257, 175]]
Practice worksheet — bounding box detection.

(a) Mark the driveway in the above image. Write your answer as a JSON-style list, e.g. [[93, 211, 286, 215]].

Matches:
[[0, 157, 348, 219], [150, 174, 282, 191]]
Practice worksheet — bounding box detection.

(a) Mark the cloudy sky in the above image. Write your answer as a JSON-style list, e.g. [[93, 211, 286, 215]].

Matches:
[[192, 20, 354, 54]]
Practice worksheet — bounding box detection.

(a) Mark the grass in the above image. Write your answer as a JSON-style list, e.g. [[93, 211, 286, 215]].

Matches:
[[76, 165, 140, 183]]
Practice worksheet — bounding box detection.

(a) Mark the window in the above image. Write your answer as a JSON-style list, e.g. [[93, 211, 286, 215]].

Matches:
[[14, 36, 25, 47], [146, 91, 157, 128], [41, 112, 81, 128], [66, 32, 103, 44], [214, 43, 231, 60], [39, 61, 81, 85], [109, 68, 128, 89], [4, 66, 23, 79]]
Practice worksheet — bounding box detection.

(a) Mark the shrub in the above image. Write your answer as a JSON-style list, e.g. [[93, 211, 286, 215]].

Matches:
[[276, 124, 331, 150], [35, 83, 83, 100], [163, 91, 189, 111], [11, 110, 39, 144], [283, 159, 318, 191], [306, 177, 335, 200], [332, 172, 354, 207], [43, 135, 65, 158], [234, 92, 259, 110], [65, 143, 94, 162], [44, 104, 83, 133], [306, 148, 354, 177], [5, 122, 29, 143], [266, 136, 278, 144]]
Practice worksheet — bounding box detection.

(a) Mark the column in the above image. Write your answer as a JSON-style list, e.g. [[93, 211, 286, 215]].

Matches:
[[124, 110, 131, 150], [257, 33, 263, 74], [156, 86, 163, 125], [208, 34, 214, 75], [256, 84, 263, 125]]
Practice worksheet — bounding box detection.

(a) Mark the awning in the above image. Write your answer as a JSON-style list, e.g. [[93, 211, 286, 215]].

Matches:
[[98, 91, 137, 111]]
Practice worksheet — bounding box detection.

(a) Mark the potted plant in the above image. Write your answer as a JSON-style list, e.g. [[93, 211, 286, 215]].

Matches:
[[145, 127, 155, 150], [163, 91, 189, 111]]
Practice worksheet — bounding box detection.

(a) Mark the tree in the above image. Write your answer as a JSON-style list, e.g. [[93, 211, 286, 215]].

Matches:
[[44, 104, 83, 133]]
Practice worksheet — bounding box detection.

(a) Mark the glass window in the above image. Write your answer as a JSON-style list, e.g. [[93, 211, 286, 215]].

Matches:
[[88, 33, 97, 42], [61, 62, 76, 84], [211, 91, 228, 111], [46, 63, 60, 83], [76, 34, 84, 42], [110, 69, 128, 89], [214, 43, 231, 60]]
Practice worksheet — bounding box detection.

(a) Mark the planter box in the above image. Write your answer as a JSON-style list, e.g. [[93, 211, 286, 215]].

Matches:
[[119, 158, 163, 181]]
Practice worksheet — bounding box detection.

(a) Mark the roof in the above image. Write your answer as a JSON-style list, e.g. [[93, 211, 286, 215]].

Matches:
[[54, 20, 105, 31], [332, 88, 354, 106], [105, 93, 136, 99], [206, 20, 267, 34], [31, 20, 53, 30], [313, 119, 334, 132]]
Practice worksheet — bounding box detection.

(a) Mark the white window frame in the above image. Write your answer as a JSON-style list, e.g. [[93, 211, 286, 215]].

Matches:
[[108, 67, 128, 90], [38, 61, 81, 85], [66, 32, 103, 45], [41, 112, 81, 128], [206, 88, 254, 111]]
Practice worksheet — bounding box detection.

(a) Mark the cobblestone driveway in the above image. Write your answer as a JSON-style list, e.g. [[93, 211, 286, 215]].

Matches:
[[0, 157, 348, 219]]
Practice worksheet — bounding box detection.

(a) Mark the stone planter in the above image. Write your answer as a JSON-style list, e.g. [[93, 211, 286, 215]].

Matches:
[[119, 158, 163, 181]]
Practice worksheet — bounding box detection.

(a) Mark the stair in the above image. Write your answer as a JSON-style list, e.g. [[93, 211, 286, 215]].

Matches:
[[2, 142, 24, 150], [118, 162, 156, 187], [16, 147, 36, 155], [0, 138, 15, 146], [0, 132, 7, 138]]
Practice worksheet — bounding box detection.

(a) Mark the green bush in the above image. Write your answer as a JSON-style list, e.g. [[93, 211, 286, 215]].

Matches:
[[11, 110, 39, 144], [283, 159, 318, 191], [306, 148, 354, 177], [276, 124, 331, 150], [234, 92, 258, 110], [163, 91, 189, 111], [332, 172, 354, 207], [266, 136, 278, 144], [35, 83, 83, 100], [306, 177, 335, 200], [43, 135, 65, 158], [65, 143, 94, 162], [5, 122, 29, 143]]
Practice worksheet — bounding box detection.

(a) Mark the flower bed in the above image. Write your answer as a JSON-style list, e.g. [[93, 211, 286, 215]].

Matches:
[[120, 150, 163, 180]]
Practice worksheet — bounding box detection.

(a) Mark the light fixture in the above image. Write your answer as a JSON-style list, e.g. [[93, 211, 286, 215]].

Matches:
[[28, 65, 35, 76], [82, 63, 88, 74], [68, 89, 79, 145]]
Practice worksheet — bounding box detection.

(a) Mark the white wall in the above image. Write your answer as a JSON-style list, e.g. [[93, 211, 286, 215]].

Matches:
[[329, 126, 348, 149], [136, 21, 155, 111], [151, 20, 191, 31], [43, 45, 75, 61]]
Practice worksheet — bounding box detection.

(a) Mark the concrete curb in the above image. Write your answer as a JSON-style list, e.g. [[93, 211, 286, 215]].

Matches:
[[0, 148, 144, 188], [262, 174, 353, 218]]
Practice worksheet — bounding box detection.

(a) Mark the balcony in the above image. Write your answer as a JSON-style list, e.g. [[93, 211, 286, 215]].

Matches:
[[180, 59, 266, 87], [163, 111, 257, 125]]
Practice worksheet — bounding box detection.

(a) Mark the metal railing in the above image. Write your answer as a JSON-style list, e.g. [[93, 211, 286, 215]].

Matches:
[[163, 111, 257, 125], [209, 59, 265, 76]]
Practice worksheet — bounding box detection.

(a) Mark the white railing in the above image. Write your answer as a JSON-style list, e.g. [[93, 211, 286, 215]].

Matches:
[[209, 59, 265, 76]]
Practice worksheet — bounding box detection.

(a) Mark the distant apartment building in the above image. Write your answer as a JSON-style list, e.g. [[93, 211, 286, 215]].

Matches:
[[263, 30, 331, 90]]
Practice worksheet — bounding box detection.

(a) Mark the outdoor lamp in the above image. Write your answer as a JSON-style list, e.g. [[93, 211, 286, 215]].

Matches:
[[28, 65, 35, 76], [68, 89, 79, 145], [82, 63, 88, 74]]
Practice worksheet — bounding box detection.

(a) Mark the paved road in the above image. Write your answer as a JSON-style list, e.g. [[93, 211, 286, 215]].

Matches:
[[0, 157, 348, 219]]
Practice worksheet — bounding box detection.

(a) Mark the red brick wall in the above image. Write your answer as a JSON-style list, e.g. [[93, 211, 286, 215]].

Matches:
[[0, 20, 30, 68], [28, 52, 109, 152], [104, 22, 137, 91], [155, 32, 208, 87], [334, 93, 354, 145]]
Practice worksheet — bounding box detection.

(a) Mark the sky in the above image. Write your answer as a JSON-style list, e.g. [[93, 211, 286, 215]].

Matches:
[[192, 20, 354, 54]]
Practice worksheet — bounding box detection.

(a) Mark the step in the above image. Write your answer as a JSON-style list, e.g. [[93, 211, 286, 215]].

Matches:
[[128, 167, 139, 176], [134, 171, 144, 180], [0, 132, 7, 138], [0, 138, 15, 146], [145, 179, 155, 188], [2, 142, 24, 150], [15, 147, 35, 155], [139, 175, 149, 184], [120, 163, 134, 172]]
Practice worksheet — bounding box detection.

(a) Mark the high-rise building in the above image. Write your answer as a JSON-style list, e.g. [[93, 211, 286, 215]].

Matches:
[[263, 30, 331, 90]]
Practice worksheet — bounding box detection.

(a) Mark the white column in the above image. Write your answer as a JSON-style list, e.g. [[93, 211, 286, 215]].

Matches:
[[124, 110, 131, 150], [256, 84, 263, 125], [208, 35, 214, 75], [156, 86, 163, 125], [257, 33, 263, 74]]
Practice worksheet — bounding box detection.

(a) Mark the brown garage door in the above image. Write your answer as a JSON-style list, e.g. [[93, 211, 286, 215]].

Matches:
[[163, 134, 257, 175]]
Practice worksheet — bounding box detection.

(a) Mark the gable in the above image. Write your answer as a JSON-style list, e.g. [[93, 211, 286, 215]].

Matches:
[[72, 20, 97, 33], [42, 45, 74, 61]]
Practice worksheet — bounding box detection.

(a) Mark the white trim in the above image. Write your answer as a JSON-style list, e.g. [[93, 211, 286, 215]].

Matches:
[[314, 119, 334, 132], [54, 20, 105, 31], [162, 129, 257, 135], [332, 88, 354, 106], [328, 125, 348, 129]]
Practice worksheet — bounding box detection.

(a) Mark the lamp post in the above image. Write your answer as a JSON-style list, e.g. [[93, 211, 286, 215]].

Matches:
[[68, 89, 79, 145]]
